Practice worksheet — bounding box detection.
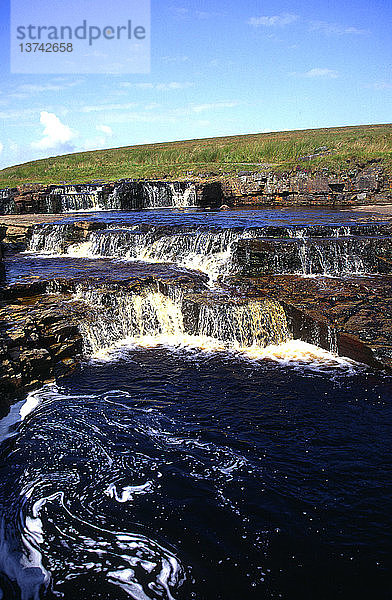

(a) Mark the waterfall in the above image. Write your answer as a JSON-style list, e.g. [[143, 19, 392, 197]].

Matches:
[[236, 234, 392, 277], [26, 223, 250, 282], [275, 237, 386, 276], [48, 186, 104, 212], [27, 222, 392, 280], [76, 285, 291, 356], [0, 189, 17, 214], [77, 226, 245, 282], [107, 181, 198, 210], [140, 182, 197, 209], [3, 181, 199, 215], [27, 224, 74, 254], [168, 183, 197, 208], [196, 299, 290, 348]]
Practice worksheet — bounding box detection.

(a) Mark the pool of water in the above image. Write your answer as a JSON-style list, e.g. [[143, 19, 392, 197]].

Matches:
[[57, 207, 391, 228], [4, 254, 201, 287], [0, 347, 391, 599]]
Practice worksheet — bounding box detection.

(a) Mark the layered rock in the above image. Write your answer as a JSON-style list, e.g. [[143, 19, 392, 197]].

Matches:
[[1, 163, 391, 214], [0, 180, 222, 214], [0, 294, 86, 409], [234, 235, 392, 276], [0, 226, 5, 282], [0, 269, 208, 406], [220, 163, 392, 206], [230, 274, 392, 369]]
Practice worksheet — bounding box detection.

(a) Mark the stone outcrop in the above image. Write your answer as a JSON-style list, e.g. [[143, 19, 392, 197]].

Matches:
[[220, 163, 392, 206], [0, 226, 5, 282], [234, 236, 392, 276], [0, 269, 208, 407], [0, 293, 86, 409]]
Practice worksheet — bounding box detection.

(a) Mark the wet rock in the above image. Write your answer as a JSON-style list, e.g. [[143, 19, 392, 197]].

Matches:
[[233, 274, 392, 370], [0, 226, 5, 281], [19, 348, 52, 376], [0, 293, 88, 405], [234, 235, 392, 276]]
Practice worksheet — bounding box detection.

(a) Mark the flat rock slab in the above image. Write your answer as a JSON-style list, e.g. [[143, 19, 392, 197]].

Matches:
[[0, 214, 82, 226]]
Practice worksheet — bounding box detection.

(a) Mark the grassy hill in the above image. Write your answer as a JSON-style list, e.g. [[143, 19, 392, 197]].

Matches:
[[0, 123, 391, 188]]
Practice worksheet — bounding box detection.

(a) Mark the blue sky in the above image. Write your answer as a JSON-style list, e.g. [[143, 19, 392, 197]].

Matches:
[[0, 0, 391, 169]]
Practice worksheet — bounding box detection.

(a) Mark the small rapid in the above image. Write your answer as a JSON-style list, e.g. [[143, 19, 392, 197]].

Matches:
[[76, 286, 291, 357], [26, 221, 392, 283]]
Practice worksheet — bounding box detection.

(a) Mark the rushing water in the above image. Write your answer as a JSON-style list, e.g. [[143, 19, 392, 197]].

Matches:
[[44, 182, 198, 213], [26, 220, 392, 282]]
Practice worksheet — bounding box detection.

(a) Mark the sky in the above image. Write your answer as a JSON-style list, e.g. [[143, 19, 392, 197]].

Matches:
[[0, 0, 391, 169]]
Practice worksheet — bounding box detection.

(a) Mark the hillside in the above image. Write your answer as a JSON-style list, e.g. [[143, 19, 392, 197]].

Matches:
[[0, 123, 391, 188]]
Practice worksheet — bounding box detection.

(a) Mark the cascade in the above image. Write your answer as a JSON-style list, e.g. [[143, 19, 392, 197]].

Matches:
[[76, 285, 291, 355], [28, 224, 74, 254], [236, 235, 392, 276], [80, 226, 246, 282], [27, 222, 392, 280], [46, 185, 107, 212], [107, 181, 198, 210], [0, 189, 16, 214]]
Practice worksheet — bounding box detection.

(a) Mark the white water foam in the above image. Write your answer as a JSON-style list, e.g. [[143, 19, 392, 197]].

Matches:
[[105, 482, 154, 503], [19, 390, 43, 421], [90, 336, 361, 374]]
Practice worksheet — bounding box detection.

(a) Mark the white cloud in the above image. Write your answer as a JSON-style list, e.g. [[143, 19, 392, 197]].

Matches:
[[0, 141, 3, 154], [172, 7, 221, 20], [96, 124, 113, 136], [97, 102, 240, 126], [119, 81, 194, 91], [80, 125, 113, 151], [0, 108, 41, 120], [9, 80, 82, 100], [303, 68, 339, 78], [9, 140, 18, 154], [156, 82, 194, 91], [32, 111, 76, 151], [17, 81, 81, 94], [248, 13, 298, 27], [309, 21, 367, 35], [289, 68, 339, 79], [81, 102, 137, 113], [372, 82, 392, 90], [161, 55, 189, 64], [80, 137, 108, 151], [191, 102, 239, 113]]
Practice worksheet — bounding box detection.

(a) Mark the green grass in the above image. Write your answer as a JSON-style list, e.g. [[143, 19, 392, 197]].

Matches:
[[1, 123, 391, 188]]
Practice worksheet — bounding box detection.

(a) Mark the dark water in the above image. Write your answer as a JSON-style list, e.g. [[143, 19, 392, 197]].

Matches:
[[4, 254, 199, 287], [57, 207, 390, 228], [1, 347, 391, 600]]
